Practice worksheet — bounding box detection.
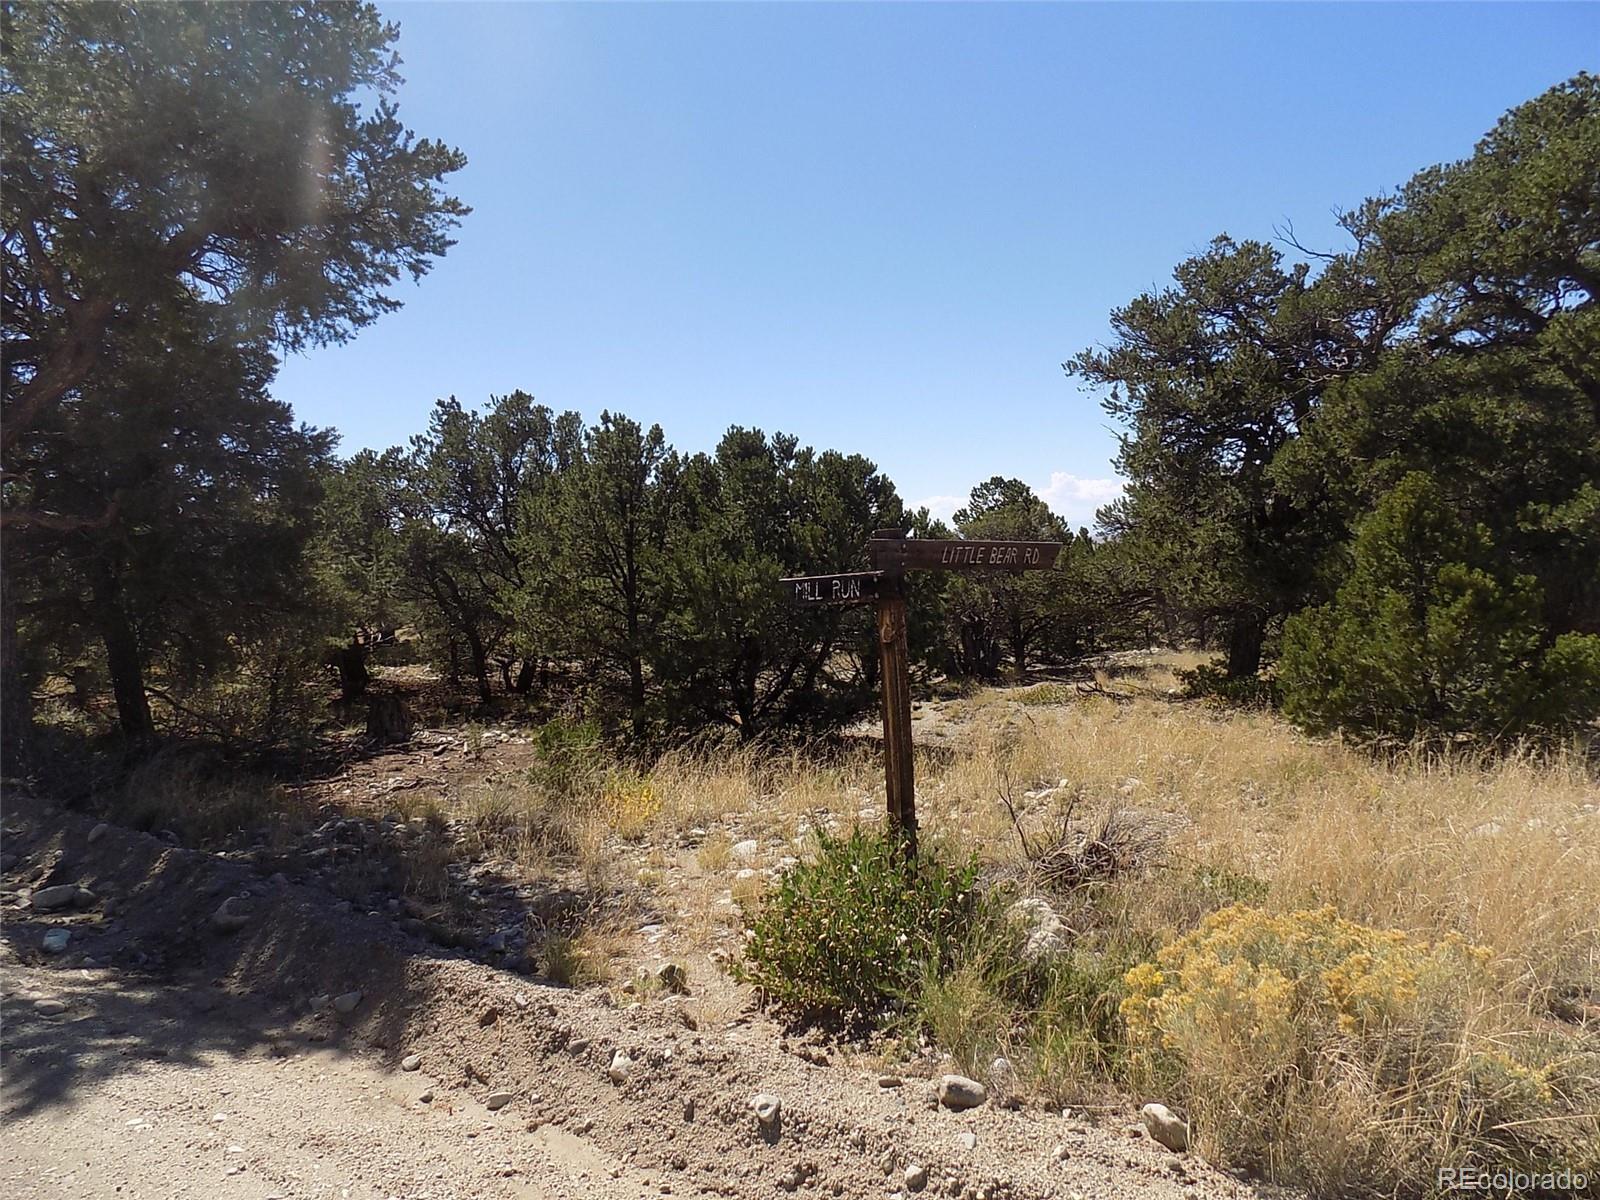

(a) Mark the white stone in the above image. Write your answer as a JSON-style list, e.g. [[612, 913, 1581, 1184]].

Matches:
[[749, 1093, 781, 1127], [1008, 897, 1068, 960], [1140, 1102, 1190, 1152], [332, 990, 362, 1014], [210, 897, 250, 934], [30, 884, 82, 911], [607, 1050, 634, 1083], [937, 1074, 987, 1110]]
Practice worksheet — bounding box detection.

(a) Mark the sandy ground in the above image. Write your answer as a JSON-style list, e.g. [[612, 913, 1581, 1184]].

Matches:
[[0, 791, 1284, 1200]]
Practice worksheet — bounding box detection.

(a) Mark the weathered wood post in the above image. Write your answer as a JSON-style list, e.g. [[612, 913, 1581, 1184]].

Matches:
[[780, 530, 1061, 861], [870, 529, 917, 854]]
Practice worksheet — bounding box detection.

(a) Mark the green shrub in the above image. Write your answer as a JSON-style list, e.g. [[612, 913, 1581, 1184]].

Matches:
[[1025, 946, 1140, 1102], [1016, 682, 1073, 707], [1280, 473, 1600, 744], [735, 828, 983, 1025], [1177, 663, 1281, 709], [914, 959, 1017, 1075], [527, 716, 604, 795], [1192, 864, 1271, 907], [910, 916, 1033, 1073]]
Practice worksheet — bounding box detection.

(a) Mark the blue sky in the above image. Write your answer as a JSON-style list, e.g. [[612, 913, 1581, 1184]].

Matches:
[[273, 2, 1600, 528]]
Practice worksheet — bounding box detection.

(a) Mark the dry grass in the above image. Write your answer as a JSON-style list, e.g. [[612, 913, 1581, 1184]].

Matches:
[[598, 671, 1598, 1191], [119, 747, 310, 846], [542, 927, 617, 987], [439, 668, 1597, 1020], [106, 662, 1600, 1192]]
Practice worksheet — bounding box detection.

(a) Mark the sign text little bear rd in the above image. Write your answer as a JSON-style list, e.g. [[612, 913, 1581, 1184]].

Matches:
[[779, 532, 1064, 857]]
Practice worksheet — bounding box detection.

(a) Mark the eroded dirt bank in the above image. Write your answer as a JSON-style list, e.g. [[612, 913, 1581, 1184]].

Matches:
[[1, 796, 1276, 1200]]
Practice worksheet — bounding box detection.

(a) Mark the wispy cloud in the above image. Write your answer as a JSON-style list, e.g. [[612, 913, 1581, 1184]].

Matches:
[[913, 495, 968, 524], [1037, 472, 1123, 530], [915, 472, 1123, 531]]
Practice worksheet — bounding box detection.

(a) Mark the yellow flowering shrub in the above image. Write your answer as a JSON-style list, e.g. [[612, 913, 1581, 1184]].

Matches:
[[1120, 905, 1599, 1197], [601, 775, 661, 840], [1123, 904, 1490, 1053]]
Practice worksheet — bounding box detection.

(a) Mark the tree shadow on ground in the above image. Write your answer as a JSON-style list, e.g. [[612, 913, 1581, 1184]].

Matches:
[[0, 793, 649, 1121]]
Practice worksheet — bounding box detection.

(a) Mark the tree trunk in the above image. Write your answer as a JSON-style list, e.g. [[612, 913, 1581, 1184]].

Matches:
[[513, 658, 536, 694], [628, 654, 646, 737], [465, 628, 491, 705], [1225, 611, 1267, 680], [1, 573, 30, 771], [335, 642, 369, 700], [94, 568, 155, 742]]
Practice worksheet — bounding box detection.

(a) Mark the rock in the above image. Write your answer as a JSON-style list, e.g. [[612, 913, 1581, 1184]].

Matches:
[[332, 990, 362, 1014], [34, 998, 67, 1016], [749, 1093, 782, 1127], [876, 1074, 904, 1088], [654, 961, 688, 994], [957, 1132, 977, 1151], [937, 1074, 988, 1110], [417, 1089, 434, 1104], [482, 931, 507, 953], [1007, 897, 1068, 960], [1140, 1103, 1190, 1152], [904, 1163, 928, 1192], [41, 929, 70, 955], [607, 1050, 634, 1083], [730, 839, 760, 861], [401, 1054, 422, 1072], [31, 884, 84, 911], [88, 823, 110, 844], [989, 1056, 1019, 1107], [210, 897, 250, 934], [485, 1090, 514, 1111]]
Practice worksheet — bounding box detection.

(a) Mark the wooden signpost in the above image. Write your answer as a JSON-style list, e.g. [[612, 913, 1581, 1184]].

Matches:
[[780, 528, 1062, 855], [783, 570, 888, 606]]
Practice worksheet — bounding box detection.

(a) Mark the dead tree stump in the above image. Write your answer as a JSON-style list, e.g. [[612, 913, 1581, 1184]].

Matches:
[[366, 694, 412, 745]]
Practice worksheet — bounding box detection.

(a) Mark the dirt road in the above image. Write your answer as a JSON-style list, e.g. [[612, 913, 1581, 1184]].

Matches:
[[3, 959, 610, 1199], [1, 797, 1271, 1200]]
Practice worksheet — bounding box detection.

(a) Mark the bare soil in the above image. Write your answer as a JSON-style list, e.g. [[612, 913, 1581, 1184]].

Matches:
[[0, 789, 1286, 1200]]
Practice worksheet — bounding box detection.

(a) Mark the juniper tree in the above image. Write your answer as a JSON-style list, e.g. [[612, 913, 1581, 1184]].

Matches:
[[2, 1, 466, 752]]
